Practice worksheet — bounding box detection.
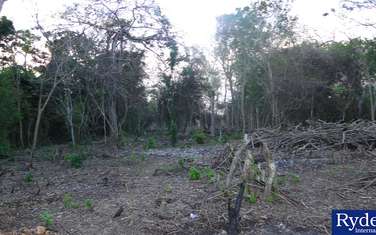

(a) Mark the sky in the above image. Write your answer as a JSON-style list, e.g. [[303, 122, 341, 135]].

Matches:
[[2, 0, 375, 51]]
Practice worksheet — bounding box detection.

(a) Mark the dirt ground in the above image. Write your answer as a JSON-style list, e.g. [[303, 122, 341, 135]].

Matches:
[[1, 143, 376, 235]]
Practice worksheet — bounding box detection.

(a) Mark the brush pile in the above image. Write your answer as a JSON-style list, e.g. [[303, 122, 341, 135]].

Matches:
[[212, 120, 376, 170], [251, 120, 376, 153]]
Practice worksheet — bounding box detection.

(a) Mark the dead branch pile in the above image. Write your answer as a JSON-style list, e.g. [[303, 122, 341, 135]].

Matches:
[[252, 120, 376, 153]]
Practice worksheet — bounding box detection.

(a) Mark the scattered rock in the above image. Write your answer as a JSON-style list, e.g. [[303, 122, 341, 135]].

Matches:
[[36, 226, 47, 235]]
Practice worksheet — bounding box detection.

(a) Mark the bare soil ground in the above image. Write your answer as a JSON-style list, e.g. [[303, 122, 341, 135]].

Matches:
[[1, 143, 376, 235]]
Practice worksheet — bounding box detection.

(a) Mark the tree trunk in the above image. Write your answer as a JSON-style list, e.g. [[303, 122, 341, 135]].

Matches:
[[310, 94, 314, 120], [66, 91, 76, 146], [267, 60, 277, 126], [226, 72, 235, 129], [240, 80, 246, 134], [15, 70, 24, 147], [109, 97, 119, 142], [30, 98, 43, 166], [210, 94, 215, 137], [369, 85, 375, 121], [30, 77, 59, 166]]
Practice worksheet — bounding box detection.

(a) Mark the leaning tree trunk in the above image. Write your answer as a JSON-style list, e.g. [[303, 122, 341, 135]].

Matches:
[[30, 91, 44, 167], [30, 78, 59, 166]]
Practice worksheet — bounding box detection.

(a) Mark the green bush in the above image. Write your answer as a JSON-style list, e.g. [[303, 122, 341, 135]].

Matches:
[[145, 137, 157, 149], [64, 153, 84, 168], [192, 129, 206, 144], [188, 167, 201, 180]]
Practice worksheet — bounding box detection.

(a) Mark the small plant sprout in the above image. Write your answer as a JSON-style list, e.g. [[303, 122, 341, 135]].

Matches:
[[246, 191, 257, 204], [203, 167, 216, 182], [40, 211, 53, 227], [84, 199, 94, 210], [265, 192, 278, 204], [63, 193, 79, 208], [289, 173, 301, 184], [188, 167, 201, 180], [24, 172, 33, 183]]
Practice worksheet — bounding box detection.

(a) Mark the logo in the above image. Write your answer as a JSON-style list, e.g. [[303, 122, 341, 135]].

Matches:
[[332, 210, 376, 234]]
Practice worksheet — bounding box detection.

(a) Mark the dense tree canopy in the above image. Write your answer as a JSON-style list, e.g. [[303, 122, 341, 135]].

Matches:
[[0, 0, 375, 153]]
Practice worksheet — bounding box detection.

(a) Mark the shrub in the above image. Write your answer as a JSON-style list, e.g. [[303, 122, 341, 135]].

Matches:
[[192, 129, 206, 144], [40, 211, 53, 227], [188, 167, 201, 180], [145, 137, 157, 149], [64, 153, 84, 168]]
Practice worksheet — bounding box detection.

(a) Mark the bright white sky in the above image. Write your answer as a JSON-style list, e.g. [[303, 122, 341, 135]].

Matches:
[[2, 0, 375, 51]]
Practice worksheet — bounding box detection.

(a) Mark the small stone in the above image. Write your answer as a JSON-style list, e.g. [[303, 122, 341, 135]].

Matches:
[[218, 230, 227, 235], [36, 226, 47, 235], [20, 228, 32, 235]]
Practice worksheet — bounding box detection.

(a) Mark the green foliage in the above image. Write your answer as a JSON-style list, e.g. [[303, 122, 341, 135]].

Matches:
[[188, 167, 201, 180], [178, 158, 186, 169], [289, 173, 301, 184], [218, 134, 229, 144], [332, 83, 347, 96], [84, 199, 94, 210], [63, 193, 79, 208], [275, 175, 288, 187], [40, 211, 53, 227], [0, 70, 19, 155], [202, 167, 216, 182], [192, 129, 206, 144], [246, 191, 257, 204], [265, 192, 278, 204], [24, 172, 33, 183], [64, 153, 84, 168], [145, 137, 157, 149], [0, 16, 15, 38]]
